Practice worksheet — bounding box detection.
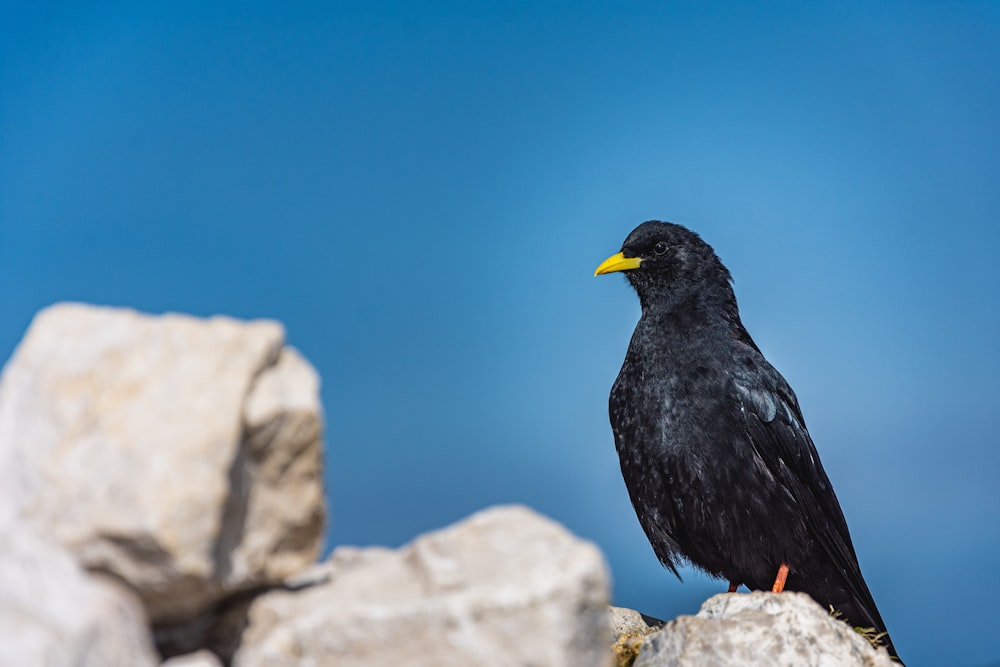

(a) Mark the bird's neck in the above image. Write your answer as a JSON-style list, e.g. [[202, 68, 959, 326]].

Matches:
[[637, 285, 752, 352]]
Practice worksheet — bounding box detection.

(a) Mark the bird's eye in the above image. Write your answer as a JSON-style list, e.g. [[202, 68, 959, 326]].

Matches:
[[653, 241, 668, 256]]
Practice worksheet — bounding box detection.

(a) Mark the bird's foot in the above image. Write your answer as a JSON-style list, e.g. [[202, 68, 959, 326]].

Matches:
[[727, 581, 740, 593], [771, 563, 789, 592]]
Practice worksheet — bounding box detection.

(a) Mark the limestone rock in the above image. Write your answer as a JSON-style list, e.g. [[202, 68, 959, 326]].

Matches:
[[0, 515, 158, 667], [609, 605, 664, 637], [0, 303, 325, 623], [232, 505, 613, 667], [224, 345, 326, 591], [633, 591, 895, 667], [160, 650, 224, 667], [609, 606, 663, 667]]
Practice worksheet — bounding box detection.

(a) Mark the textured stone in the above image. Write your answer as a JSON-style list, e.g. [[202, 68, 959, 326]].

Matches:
[[609, 605, 664, 638], [0, 303, 325, 623], [0, 515, 158, 667], [232, 505, 612, 667], [634, 591, 895, 667], [233, 346, 325, 584], [609, 606, 664, 667], [160, 650, 224, 667]]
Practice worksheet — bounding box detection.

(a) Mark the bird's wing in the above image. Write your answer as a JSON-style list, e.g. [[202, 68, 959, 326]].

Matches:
[[731, 359, 886, 630]]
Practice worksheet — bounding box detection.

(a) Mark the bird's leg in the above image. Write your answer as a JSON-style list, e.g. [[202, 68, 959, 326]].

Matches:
[[771, 563, 789, 593], [727, 581, 740, 593]]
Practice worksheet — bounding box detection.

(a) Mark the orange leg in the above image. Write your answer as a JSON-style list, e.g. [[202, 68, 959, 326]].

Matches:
[[727, 581, 740, 593], [771, 563, 789, 593]]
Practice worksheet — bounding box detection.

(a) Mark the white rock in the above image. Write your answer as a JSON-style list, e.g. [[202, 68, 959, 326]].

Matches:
[[0, 515, 158, 667], [0, 303, 325, 623], [160, 650, 224, 667], [232, 505, 612, 667], [610, 606, 665, 667], [634, 591, 896, 667], [609, 605, 664, 637], [232, 346, 326, 585]]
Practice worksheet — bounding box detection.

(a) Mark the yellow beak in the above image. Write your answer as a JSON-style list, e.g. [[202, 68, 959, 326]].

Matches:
[[594, 252, 642, 276]]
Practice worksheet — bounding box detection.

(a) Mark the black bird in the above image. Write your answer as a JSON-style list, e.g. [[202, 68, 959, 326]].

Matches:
[[595, 220, 900, 661]]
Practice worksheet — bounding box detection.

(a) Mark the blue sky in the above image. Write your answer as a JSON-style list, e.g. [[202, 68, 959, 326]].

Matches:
[[2, 2, 998, 665]]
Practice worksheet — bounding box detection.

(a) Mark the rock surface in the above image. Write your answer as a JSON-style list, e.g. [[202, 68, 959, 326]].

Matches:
[[633, 591, 895, 667], [160, 650, 224, 667], [0, 515, 159, 667], [609, 606, 664, 637], [232, 505, 613, 667], [0, 303, 325, 623], [609, 606, 664, 667]]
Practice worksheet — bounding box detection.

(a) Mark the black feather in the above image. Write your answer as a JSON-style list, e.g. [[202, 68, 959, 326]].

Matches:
[[602, 221, 901, 661]]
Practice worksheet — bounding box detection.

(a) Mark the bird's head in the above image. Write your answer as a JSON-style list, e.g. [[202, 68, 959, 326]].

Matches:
[[594, 220, 733, 311]]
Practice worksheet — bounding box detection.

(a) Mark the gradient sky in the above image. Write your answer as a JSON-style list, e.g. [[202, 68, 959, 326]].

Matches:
[[2, 2, 998, 665]]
